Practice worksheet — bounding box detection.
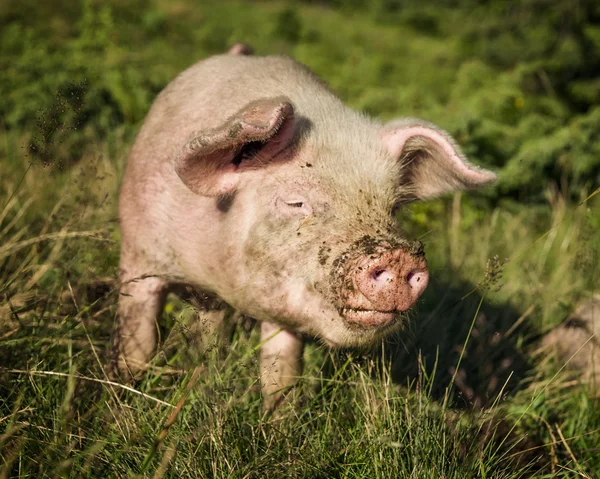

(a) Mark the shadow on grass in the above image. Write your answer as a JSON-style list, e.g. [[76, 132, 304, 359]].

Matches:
[[383, 274, 534, 409], [0, 271, 534, 412], [0, 273, 548, 475]]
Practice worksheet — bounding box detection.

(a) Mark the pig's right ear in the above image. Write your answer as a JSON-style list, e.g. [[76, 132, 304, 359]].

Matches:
[[380, 118, 496, 201], [174, 97, 295, 197]]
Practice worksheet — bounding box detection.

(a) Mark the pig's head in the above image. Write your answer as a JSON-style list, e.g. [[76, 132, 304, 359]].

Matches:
[[174, 97, 495, 347]]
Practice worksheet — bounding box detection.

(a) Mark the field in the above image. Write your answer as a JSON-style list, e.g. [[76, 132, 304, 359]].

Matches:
[[1, 0, 599, 477]]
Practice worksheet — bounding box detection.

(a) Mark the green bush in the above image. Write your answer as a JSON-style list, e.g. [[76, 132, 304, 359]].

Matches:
[[3, 0, 598, 201]]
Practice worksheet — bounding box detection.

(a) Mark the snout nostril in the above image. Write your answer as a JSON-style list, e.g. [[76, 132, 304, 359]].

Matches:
[[349, 247, 429, 314], [371, 268, 394, 283], [407, 270, 428, 291]]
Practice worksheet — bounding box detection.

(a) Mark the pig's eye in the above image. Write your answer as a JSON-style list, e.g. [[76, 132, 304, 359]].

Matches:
[[277, 197, 312, 216]]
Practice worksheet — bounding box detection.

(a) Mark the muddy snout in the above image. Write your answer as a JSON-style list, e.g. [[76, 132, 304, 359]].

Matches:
[[337, 242, 429, 328]]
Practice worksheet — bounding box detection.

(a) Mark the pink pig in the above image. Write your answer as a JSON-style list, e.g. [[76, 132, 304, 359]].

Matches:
[[112, 46, 495, 409]]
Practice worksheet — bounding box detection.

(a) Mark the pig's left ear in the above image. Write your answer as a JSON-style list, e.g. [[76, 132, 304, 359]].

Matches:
[[174, 97, 295, 197], [380, 119, 496, 200]]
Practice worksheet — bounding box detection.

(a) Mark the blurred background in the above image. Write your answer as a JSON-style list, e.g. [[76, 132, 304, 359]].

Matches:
[[2, 0, 600, 201], [1, 1, 599, 476]]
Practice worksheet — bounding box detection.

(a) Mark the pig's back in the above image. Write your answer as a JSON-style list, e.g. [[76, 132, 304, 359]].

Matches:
[[124, 54, 352, 191], [156, 54, 342, 130]]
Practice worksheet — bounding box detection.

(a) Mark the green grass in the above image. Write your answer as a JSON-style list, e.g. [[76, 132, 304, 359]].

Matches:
[[1, 0, 599, 477]]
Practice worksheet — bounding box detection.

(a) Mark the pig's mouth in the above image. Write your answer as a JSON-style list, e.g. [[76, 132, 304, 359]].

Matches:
[[330, 236, 428, 331], [341, 308, 402, 330]]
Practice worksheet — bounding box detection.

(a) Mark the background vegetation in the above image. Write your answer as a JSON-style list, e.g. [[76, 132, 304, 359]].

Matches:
[[1, 0, 598, 477]]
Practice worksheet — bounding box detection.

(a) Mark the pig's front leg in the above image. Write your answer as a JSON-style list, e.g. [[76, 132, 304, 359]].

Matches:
[[112, 274, 168, 379], [260, 321, 304, 410]]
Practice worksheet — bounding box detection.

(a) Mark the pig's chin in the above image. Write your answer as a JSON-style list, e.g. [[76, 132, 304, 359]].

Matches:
[[233, 278, 404, 348], [310, 304, 406, 348], [341, 309, 399, 329], [316, 309, 404, 348]]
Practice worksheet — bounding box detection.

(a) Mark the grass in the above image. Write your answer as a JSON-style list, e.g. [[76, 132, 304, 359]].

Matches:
[[1, 0, 600, 477], [1, 136, 598, 478]]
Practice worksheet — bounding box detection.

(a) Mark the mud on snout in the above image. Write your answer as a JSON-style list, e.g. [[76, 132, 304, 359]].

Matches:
[[329, 235, 429, 330]]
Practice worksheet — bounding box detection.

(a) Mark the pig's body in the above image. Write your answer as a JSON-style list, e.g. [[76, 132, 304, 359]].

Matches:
[[120, 55, 388, 343], [114, 51, 495, 408]]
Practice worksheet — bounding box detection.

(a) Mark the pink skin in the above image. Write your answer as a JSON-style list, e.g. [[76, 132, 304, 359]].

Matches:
[[260, 321, 304, 410], [174, 99, 295, 197], [166, 163, 428, 347], [113, 52, 496, 410], [380, 124, 497, 199], [228, 43, 254, 55], [341, 247, 429, 327]]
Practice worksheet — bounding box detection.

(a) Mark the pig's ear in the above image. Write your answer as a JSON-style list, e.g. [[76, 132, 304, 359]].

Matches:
[[380, 119, 496, 200], [175, 97, 295, 196]]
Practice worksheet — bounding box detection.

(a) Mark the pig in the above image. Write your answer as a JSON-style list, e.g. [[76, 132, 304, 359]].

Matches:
[[111, 46, 496, 409]]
